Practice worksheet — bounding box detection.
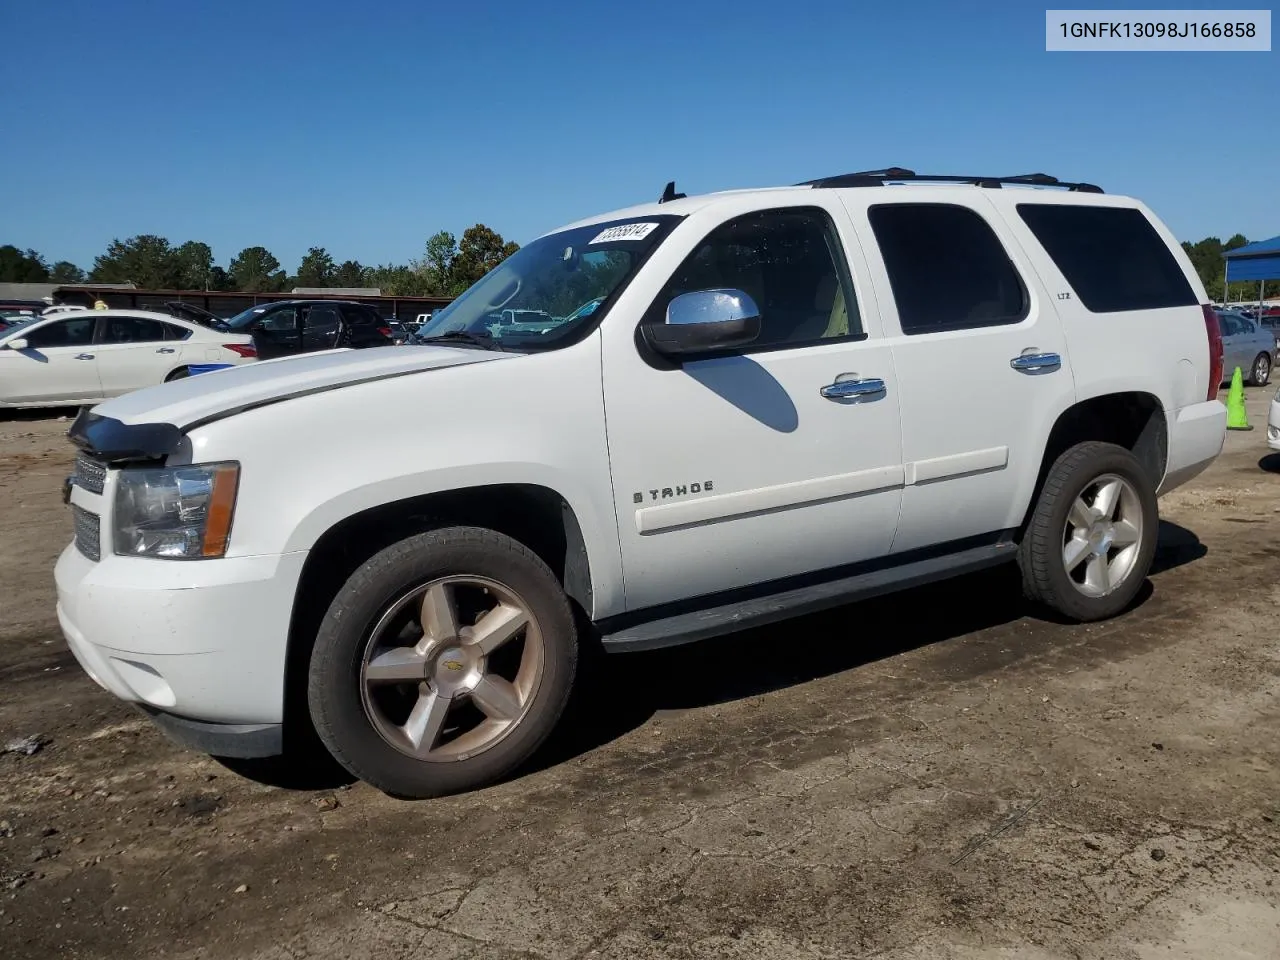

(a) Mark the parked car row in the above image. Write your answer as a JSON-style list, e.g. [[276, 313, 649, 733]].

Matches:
[[0, 310, 256, 408]]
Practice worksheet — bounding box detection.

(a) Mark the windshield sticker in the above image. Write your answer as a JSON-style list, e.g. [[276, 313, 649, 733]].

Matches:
[[589, 222, 659, 244]]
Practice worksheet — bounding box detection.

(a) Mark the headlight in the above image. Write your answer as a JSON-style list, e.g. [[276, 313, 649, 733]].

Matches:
[[113, 463, 239, 559]]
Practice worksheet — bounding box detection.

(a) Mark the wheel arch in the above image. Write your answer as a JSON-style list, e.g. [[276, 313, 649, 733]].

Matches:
[[280, 483, 594, 745], [1021, 391, 1167, 534]]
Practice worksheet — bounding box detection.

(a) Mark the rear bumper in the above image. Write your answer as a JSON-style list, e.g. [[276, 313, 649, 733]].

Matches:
[[1159, 399, 1227, 494]]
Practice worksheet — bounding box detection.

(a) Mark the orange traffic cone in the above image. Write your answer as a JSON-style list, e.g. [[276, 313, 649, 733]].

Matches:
[[1225, 367, 1252, 431]]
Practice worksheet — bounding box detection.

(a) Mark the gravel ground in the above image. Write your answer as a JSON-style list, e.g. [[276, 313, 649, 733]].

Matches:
[[1, 389, 1278, 960]]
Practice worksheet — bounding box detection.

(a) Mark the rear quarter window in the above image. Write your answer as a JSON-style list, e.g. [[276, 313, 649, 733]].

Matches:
[[1016, 205, 1196, 313]]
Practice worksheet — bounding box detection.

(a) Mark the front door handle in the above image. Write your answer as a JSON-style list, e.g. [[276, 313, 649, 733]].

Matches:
[[820, 377, 887, 400], [74, 353, 95, 361], [1009, 352, 1061, 372], [156, 347, 176, 354]]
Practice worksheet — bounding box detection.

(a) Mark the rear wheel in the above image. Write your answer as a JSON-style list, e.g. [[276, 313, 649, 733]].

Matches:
[[1250, 353, 1271, 387], [307, 526, 578, 798], [165, 367, 190, 382], [1018, 441, 1158, 622]]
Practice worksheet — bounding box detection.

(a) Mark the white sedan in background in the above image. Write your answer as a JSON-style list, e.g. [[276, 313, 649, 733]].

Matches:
[[0, 310, 257, 409]]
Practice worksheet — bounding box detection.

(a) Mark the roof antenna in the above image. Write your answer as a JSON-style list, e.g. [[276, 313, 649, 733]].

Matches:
[[659, 180, 686, 204]]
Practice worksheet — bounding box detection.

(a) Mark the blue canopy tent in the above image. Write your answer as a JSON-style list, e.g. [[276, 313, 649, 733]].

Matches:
[[1224, 235, 1280, 307]]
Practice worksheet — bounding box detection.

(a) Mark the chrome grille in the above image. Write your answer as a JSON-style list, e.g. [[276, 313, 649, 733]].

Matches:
[[74, 454, 107, 495], [72, 505, 101, 562]]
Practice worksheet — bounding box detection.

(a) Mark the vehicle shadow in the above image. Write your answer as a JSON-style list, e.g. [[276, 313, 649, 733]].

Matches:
[[1260, 453, 1280, 473], [536, 519, 1207, 772], [221, 521, 1210, 794]]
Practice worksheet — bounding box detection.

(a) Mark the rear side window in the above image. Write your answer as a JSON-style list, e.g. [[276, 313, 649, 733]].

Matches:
[[868, 203, 1027, 335], [1017, 205, 1196, 313]]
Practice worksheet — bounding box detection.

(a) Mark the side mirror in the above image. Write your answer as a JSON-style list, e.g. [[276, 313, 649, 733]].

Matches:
[[640, 288, 761, 358], [5, 337, 29, 351]]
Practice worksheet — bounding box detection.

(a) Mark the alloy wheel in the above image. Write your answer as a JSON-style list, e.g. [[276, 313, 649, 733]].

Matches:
[[1061, 474, 1144, 598], [358, 576, 544, 762]]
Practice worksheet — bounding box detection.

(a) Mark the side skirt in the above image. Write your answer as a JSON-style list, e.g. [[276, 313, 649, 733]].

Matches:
[[598, 537, 1018, 653]]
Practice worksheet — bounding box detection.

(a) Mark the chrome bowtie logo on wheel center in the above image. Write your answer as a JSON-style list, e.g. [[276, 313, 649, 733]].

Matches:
[[359, 575, 544, 762]]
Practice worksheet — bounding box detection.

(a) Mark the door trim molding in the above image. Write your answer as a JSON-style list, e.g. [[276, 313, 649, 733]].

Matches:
[[635, 464, 904, 533], [633, 446, 1010, 534]]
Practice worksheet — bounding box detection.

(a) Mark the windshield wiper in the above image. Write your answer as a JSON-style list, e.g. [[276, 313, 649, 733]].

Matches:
[[417, 330, 505, 352]]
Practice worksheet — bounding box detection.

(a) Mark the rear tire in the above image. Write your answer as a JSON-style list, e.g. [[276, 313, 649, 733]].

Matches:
[[307, 526, 578, 798], [1250, 353, 1271, 387], [1018, 441, 1158, 622], [165, 367, 190, 382]]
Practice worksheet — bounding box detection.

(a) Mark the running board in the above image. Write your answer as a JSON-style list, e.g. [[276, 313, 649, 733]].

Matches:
[[599, 541, 1018, 653]]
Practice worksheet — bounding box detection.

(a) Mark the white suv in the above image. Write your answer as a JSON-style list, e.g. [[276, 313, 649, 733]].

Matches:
[[55, 169, 1227, 798]]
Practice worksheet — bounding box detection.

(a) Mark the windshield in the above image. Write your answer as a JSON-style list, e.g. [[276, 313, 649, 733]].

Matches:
[[0, 316, 36, 336], [223, 305, 269, 330], [418, 216, 678, 349]]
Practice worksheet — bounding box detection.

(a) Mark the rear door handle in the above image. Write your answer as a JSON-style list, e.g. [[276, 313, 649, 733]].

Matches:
[[156, 347, 176, 354], [820, 377, 887, 400], [74, 353, 95, 361], [1009, 352, 1061, 372]]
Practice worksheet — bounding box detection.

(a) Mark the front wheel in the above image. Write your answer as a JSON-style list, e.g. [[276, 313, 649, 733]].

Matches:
[[307, 527, 578, 798], [1250, 353, 1271, 387], [1018, 441, 1158, 622]]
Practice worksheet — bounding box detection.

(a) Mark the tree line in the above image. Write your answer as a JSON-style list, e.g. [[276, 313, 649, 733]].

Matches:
[[1180, 234, 1271, 302], [3, 229, 1273, 303], [0, 224, 520, 298]]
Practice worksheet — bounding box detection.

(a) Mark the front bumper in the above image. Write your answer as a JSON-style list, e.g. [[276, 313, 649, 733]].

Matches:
[[1269, 392, 1280, 451], [55, 542, 308, 734]]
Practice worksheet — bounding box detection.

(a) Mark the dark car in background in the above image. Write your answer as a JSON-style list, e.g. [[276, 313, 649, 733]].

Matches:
[[217, 300, 395, 359]]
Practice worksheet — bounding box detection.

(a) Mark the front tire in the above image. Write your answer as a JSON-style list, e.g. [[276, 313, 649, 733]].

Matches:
[[307, 526, 578, 798], [1018, 441, 1158, 622], [1250, 353, 1271, 387]]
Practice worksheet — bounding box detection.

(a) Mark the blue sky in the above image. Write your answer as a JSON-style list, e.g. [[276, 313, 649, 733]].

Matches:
[[2, 0, 1276, 273]]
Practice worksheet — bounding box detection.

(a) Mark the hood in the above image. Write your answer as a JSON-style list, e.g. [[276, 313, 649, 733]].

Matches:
[[94, 345, 511, 428]]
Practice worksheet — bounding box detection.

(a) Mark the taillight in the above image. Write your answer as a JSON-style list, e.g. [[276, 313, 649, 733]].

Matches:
[[224, 343, 257, 359], [1202, 304, 1223, 401], [377, 326, 392, 337]]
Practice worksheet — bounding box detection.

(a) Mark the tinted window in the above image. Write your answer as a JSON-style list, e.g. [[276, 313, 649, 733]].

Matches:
[[163, 322, 192, 341], [340, 304, 376, 327], [1017, 204, 1196, 313], [868, 203, 1026, 334], [102, 316, 170, 343], [259, 306, 298, 332], [24, 317, 95, 348], [304, 304, 341, 336], [648, 208, 861, 349]]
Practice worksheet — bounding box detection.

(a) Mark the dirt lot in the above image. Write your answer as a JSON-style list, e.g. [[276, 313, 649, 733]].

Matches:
[[2, 391, 1278, 960]]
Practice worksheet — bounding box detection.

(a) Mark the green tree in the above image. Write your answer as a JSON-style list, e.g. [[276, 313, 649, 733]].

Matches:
[[228, 246, 287, 293], [366, 263, 428, 296], [449, 224, 519, 294], [208, 265, 232, 291], [173, 241, 215, 290], [333, 259, 368, 288], [294, 247, 336, 288], [419, 230, 457, 294], [91, 235, 181, 287], [49, 260, 86, 283], [0, 245, 50, 282]]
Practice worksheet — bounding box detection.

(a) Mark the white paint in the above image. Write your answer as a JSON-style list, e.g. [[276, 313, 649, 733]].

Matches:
[[53, 179, 1227, 733], [0, 309, 256, 409]]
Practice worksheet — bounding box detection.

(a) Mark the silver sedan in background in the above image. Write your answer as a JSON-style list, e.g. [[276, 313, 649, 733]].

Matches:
[[1216, 310, 1275, 386]]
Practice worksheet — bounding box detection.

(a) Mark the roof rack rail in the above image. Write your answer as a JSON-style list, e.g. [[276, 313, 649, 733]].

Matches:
[[799, 168, 1103, 193]]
